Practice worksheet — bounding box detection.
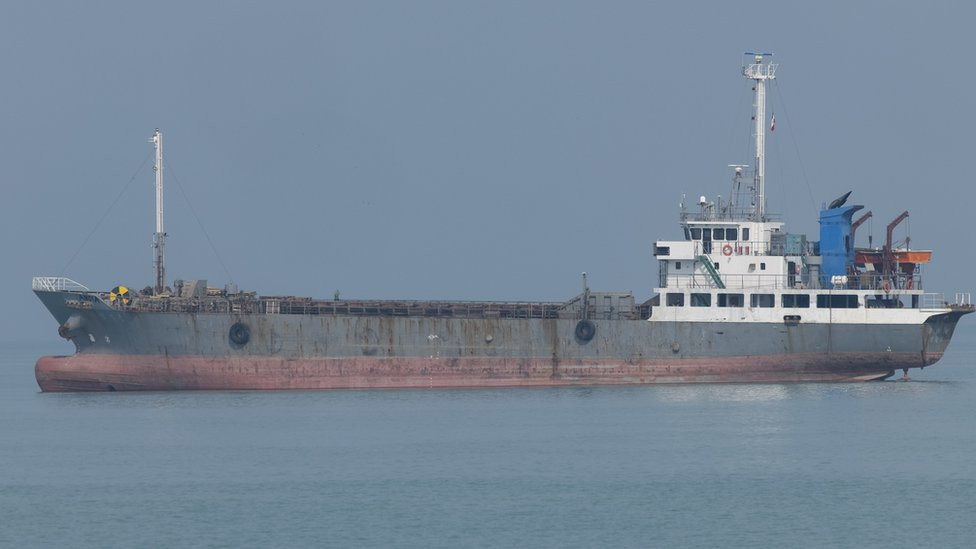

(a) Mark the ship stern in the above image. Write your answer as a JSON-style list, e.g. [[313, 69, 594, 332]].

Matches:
[[921, 306, 974, 366]]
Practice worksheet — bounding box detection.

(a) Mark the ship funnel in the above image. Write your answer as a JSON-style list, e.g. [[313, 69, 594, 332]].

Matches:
[[819, 198, 864, 288]]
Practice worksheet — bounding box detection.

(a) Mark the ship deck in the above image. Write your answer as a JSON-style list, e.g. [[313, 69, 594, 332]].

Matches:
[[86, 293, 649, 321]]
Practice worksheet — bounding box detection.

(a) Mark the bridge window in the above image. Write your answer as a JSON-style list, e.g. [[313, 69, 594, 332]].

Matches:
[[751, 294, 775, 308], [742, 228, 750, 241], [726, 228, 738, 240], [691, 228, 702, 240], [666, 293, 685, 307], [691, 293, 711, 307], [718, 293, 744, 307], [816, 294, 859, 309], [782, 294, 811, 308], [713, 229, 724, 241]]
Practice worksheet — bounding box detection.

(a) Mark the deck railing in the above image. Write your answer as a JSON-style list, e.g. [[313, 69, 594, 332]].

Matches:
[[31, 277, 91, 292], [102, 295, 626, 320], [920, 293, 949, 310], [920, 293, 973, 310], [665, 271, 923, 292]]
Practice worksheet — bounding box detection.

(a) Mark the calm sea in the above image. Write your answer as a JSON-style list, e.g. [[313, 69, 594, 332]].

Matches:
[[2, 326, 976, 548]]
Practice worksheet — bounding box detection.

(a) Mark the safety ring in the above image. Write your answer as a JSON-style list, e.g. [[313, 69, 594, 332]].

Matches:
[[882, 280, 891, 294], [722, 244, 733, 256]]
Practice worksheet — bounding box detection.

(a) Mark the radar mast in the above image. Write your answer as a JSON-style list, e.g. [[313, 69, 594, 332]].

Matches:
[[743, 53, 776, 221]]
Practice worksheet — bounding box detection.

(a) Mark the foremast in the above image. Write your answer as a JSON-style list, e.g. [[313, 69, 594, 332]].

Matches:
[[151, 129, 166, 295], [743, 53, 776, 222]]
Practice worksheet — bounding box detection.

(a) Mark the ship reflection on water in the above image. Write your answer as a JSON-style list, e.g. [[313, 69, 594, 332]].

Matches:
[[656, 383, 791, 403]]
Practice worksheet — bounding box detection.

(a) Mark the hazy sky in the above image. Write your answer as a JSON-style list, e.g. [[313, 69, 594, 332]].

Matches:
[[3, 1, 975, 344]]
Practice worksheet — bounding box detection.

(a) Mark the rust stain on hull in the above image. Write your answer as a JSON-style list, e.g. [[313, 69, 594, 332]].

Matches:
[[35, 352, 935, 392]]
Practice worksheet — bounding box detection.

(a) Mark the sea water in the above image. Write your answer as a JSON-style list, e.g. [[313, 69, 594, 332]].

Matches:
[[2, 326, 975, 548]]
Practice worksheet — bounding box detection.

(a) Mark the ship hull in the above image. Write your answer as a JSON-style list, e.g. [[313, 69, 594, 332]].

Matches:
[[36, 352, 920, 392], [33, 289, 968, 392]]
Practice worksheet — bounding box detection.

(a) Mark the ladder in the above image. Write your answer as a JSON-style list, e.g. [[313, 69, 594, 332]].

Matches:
[[697, 255, 726, 289]]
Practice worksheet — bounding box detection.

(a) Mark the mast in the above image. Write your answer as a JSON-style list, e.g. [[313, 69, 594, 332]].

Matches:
[[743, 53, 776, 221], [151, 129, 166, 295]]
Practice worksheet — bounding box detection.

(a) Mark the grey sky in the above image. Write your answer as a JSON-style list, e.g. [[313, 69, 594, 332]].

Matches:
[[3, 1, 974, 344]]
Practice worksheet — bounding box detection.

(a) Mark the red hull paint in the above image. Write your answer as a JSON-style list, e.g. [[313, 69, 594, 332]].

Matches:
[[35, 352, 936, 392]]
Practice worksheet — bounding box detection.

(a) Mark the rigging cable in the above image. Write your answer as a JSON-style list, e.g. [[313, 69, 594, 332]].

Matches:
[[166, 162, 236, 285], [728, 67, 751, 167], [769, 103, 788, 217], [906, 216, 911, 249], [60, 150, 153, 275], [771, 79, 816, 209]]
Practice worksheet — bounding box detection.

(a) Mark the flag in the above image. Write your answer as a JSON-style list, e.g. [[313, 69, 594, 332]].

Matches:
[[770, 115, 776, 132]]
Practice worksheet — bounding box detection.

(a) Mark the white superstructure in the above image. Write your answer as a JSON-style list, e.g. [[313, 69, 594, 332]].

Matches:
[[650, 55, 969, 327]]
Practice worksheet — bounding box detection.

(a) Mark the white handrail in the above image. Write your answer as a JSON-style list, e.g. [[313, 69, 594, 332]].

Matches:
[[919, 293, 947, 310], [31, 277, 91, 292]]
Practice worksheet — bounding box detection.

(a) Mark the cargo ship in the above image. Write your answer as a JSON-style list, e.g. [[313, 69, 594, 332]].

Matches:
[[33, 54, 972, 391]]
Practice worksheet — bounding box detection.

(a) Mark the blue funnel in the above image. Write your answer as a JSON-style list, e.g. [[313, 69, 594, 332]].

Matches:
[[819, 203, 863, 288]]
